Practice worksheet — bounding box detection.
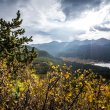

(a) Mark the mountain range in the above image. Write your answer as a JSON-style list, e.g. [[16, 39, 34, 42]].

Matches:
[[30, 38, 110, 62]]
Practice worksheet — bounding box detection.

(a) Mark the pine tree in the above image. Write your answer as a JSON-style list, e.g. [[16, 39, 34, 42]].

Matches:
[[0, 10, 37, 66]]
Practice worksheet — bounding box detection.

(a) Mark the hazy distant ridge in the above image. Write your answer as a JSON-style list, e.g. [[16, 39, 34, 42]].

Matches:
[[30, 38, 110, 61]]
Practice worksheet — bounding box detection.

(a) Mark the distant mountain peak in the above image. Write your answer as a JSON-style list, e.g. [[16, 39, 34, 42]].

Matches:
[[97, 38, 109, 41]]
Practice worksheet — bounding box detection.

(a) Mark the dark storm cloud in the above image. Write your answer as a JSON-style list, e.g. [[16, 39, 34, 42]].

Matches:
[[0, 0, 29, 19], [0, 0, 16, 5], [0, 0, 28, 5], [91, 20, 110, 32], [60, 0, 109, 19], [94, 25, 110, 32]]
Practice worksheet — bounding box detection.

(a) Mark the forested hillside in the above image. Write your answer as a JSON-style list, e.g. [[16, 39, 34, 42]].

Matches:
[[27, 46, 53, 58], [1, 11, 110, 110], [32, 39, 110, 62]]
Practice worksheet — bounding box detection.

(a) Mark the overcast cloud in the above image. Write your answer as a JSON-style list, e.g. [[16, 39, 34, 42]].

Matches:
[[0, 0, 110, 44]]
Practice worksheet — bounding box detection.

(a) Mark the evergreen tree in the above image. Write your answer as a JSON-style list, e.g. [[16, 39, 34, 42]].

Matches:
[[0, 10, 37, 65]]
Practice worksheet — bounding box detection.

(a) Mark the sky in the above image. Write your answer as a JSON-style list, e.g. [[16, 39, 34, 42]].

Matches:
[[0, 0, 110, 44]]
